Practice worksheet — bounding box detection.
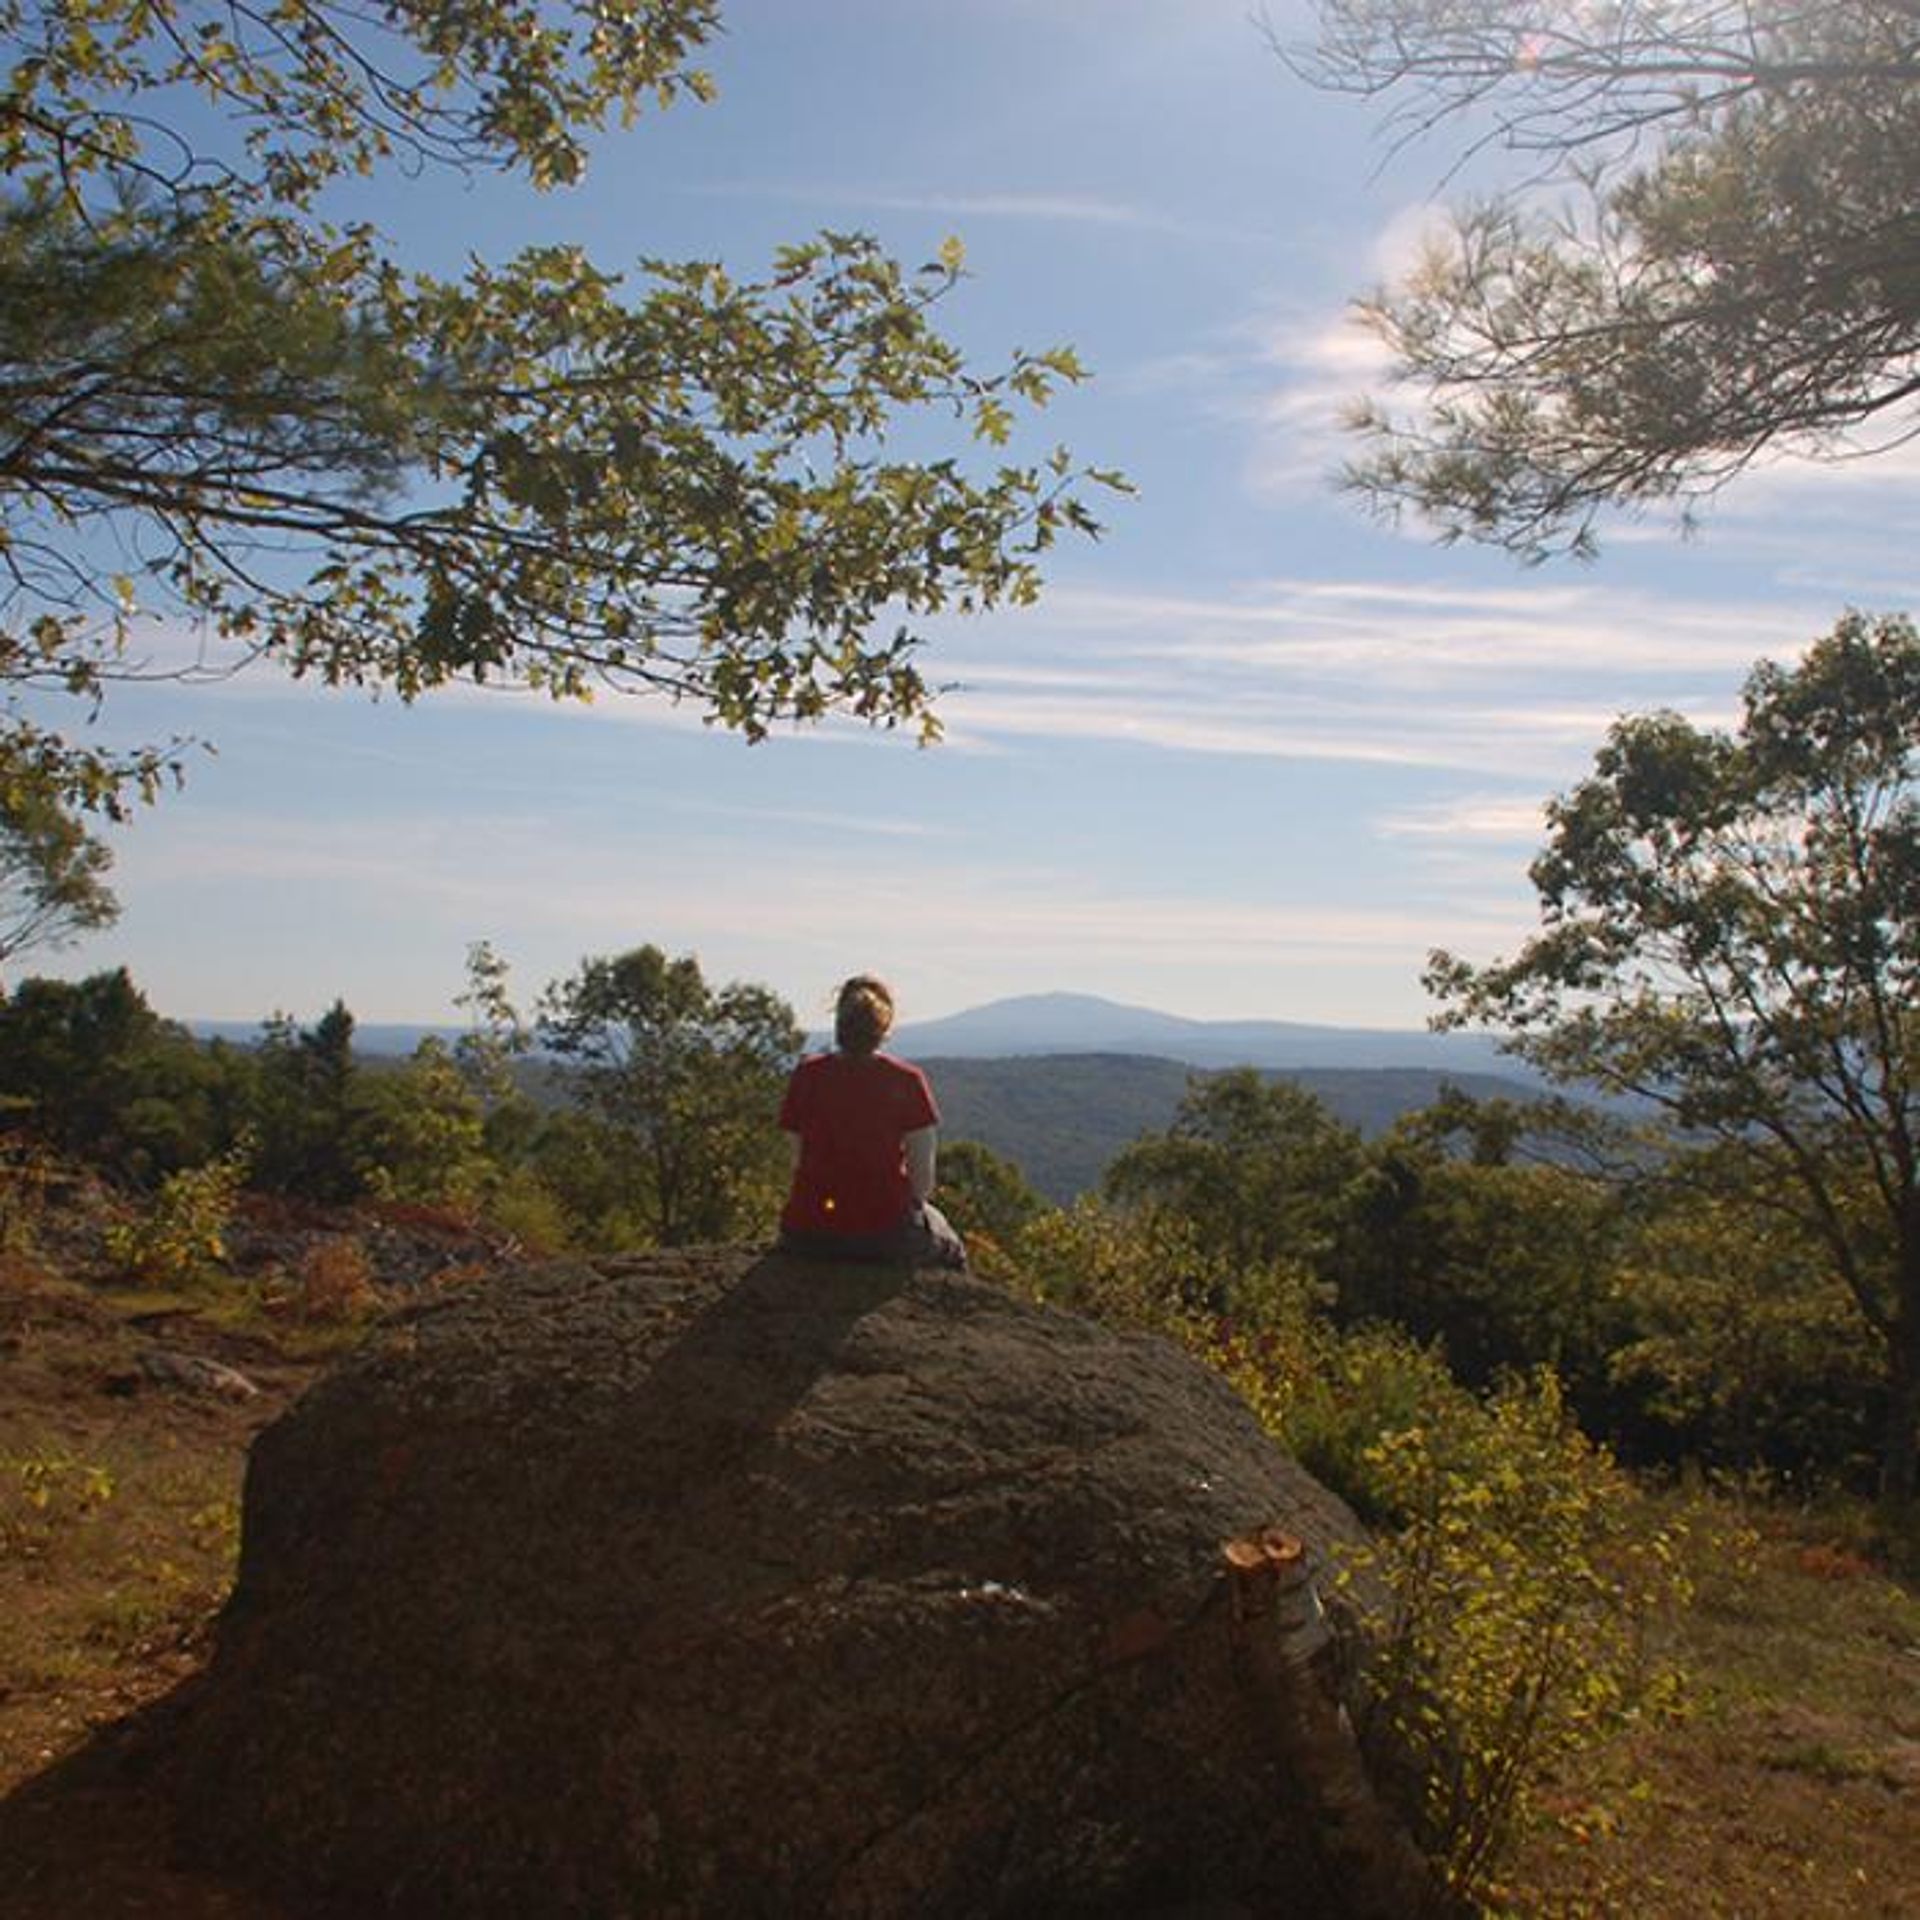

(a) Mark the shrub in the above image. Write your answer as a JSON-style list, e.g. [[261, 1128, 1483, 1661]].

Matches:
[[1003, 1215, 1691, 1906], [102, 1141, 251, 1287], [936, 1139, 1047, 1273], [1012, 1197, 1319, 1342], [0, 1130, 64, 1251], [297, 1237, 378, 1322], [1329, 1369, 1690, 1902], [1217, 1323, 1462, 1526], [474, 1165, 573, 1255], [2, 1444, 114, 1554]]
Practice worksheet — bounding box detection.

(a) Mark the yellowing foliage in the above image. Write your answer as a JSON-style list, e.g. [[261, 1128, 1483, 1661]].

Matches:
[[1006, 1205, 1694, 1904], [1336, 1368, 1691, 1899], [102, 1142, 250, 1287]]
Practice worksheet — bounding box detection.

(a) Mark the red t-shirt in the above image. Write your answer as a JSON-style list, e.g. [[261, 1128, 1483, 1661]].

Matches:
[[779, 1051, 939, 1236]]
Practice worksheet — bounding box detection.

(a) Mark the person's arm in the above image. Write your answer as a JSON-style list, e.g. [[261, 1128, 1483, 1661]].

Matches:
[[779, 1062, 807, 1177], [904, 1125, 937, 1201]]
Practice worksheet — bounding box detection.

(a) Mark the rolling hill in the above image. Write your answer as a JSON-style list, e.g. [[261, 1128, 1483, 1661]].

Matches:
[[192, 991, 1546, 1201], [923, 1053, 1545, 1202], [892, 991, 1525, 1076]]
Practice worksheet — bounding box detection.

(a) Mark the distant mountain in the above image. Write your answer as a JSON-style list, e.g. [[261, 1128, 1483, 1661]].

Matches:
[[925, 1053, 1547, 1203], [892, 991, 1527, 1079], [189, 991, 1533, 1085]]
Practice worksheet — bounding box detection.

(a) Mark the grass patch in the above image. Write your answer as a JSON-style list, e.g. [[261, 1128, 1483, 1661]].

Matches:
[[1761, 1741, 1880, 1786], [1499, 1488, 1920, 1917], [0, 1275, 311, 1791]]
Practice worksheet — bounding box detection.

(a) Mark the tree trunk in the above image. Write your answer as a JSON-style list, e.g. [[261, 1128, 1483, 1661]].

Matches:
[[1880, 1218, 1920, 1509], [1881, 1300, 1920, 1510], [1220, 1529, 1462, 1919]]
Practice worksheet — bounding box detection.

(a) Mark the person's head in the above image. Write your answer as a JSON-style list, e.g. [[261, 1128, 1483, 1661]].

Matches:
[[833, 975, 895, 1055]]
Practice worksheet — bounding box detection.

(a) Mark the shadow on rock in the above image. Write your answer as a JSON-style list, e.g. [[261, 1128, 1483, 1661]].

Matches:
[[0, 1681, 286, 1920]]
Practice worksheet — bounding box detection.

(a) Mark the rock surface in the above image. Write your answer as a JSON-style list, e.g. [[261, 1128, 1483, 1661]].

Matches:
[[172, 1249, 1447, 1917]]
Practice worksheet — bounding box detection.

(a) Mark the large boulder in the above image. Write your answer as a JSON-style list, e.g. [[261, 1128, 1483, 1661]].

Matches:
[[172, 1251, 1449, 1917]]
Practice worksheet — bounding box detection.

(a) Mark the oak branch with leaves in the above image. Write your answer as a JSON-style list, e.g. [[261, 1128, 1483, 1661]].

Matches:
[[0, 0, 1123, 820]]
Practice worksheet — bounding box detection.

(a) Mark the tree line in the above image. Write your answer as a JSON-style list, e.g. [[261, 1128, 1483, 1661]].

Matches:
[[0, 941, 798, 1254]]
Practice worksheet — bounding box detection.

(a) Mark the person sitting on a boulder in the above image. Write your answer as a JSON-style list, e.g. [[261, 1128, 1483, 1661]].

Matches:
[[776, 975, 968, 1269]]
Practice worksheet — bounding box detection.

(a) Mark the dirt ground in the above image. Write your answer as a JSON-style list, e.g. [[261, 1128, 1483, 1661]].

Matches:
[[0, 1200, 514, 1920], [1498, 1508, 1920, 1918]]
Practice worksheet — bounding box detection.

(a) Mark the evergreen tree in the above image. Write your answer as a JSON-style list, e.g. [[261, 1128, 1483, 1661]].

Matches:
[[1289, 1, 1920, 555], [250, 1000, 365, 1202]]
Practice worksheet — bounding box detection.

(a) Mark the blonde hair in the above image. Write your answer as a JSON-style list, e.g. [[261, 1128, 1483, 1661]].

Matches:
[[833, 975, 895, 1055]]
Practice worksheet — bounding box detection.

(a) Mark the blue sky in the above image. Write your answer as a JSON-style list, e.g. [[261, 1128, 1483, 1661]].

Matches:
[[38, 0, 1920, 1033]]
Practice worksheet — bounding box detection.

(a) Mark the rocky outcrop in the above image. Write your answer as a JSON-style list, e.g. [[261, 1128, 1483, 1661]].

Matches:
[[172, 1249, 1449, 1917]]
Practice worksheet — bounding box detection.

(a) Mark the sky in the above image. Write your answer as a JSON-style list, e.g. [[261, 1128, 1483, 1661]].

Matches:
[[32, 0, 1920, 1034]]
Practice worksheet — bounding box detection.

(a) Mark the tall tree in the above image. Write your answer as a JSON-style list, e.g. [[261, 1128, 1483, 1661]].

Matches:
[[0, 764, 116, 964], [250, 999, 365, 1201], [1104, 1068, 1365, 1279], [1287, 2, 1920, 556], [537, 945, 800, 1245], [453, 939, 530, 1113], [0, 965, 232, 1176], [1, 1, 1118, 816], [1427, 612, 1920, 1502]]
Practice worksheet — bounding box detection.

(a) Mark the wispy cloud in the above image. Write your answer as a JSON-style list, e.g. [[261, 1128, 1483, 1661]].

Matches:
[[1377, 794, 1550, 843], [1122, 204, 1438, 501], [689, 178, 1208, 235], [125, 559, 1806, 790], [1237, 307, 1397, 495], [1119, 293, 1393, 493], [662, 798, 952, 840], [116, 811, 543, 911], [937, 681, 1621, 777], [1013, 575, 1819, 677], [98, 796, 1531, 1026], [920, 571, 1808, 776]]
